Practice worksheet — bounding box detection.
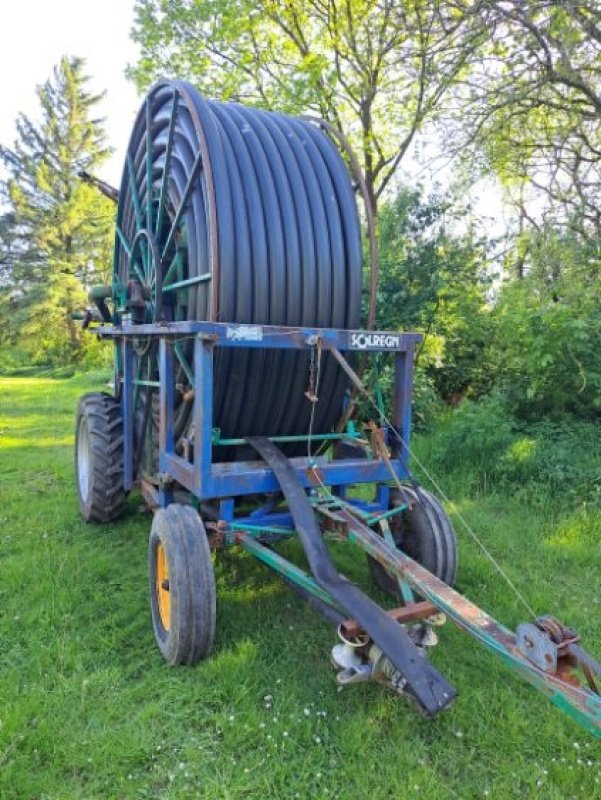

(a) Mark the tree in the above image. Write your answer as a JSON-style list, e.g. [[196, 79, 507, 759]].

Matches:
[[0, 56, 114, 366], [376, 187, 494, 401], [491, 222, 601, 419], [446, 1, 601, 239], [129, 0, 484, 213]]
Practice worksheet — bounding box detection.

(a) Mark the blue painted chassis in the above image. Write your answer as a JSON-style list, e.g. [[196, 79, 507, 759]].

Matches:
[[101, 321, 421, 526], [96, 319, 601, 738]]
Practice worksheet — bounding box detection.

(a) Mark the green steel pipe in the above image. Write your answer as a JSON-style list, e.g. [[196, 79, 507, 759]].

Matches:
[[232, 523, 297, 537], [215, 432, 356, 447], [162, 273, 212, 293]]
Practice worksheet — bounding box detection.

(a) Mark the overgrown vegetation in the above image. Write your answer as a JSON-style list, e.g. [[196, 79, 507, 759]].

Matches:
[[420, 395, 601, 509]]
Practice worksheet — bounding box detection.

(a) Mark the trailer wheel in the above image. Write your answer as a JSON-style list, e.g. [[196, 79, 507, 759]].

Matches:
[[149, 504, 216, 665], [368, 486, 457, 597], [75, 392, 125, 523]]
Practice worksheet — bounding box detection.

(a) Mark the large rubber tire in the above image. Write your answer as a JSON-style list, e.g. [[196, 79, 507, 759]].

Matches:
[[149, 504, 216, 665], [368, 486, 458, 597], [75, 392, 125, 523]]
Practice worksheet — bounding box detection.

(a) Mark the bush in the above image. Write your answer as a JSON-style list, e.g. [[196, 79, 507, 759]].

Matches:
[[421, 397, 601, 508], [427, 395, 515, 481]]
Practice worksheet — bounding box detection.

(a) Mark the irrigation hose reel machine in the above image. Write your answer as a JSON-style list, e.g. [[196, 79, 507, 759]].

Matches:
[[75, 80, 601, 737]]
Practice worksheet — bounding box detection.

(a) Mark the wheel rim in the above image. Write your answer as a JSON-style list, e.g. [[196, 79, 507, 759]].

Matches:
[[155, 541, 171, 630], [77, 416, 91, 503]]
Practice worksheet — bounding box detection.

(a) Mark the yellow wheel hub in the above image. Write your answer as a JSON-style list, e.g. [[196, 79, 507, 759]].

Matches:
[[156, 541, 171, 631]]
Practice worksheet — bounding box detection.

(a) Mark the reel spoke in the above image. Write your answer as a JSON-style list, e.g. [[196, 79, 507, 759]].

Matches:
[[161, 150, 202, 261]]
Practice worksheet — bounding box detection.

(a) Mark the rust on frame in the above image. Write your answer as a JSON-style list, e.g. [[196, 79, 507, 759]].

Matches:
[[341, 600, 438, 638]]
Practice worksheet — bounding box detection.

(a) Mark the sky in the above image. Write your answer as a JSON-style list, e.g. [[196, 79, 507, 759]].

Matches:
[[0, 0, 141, 187]]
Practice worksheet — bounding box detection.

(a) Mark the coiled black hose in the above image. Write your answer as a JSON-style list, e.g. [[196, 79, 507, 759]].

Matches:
[[114, 80, 361, 459]]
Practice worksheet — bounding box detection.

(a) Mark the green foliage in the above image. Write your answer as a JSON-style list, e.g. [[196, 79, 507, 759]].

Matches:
[[492, 225, 601, 419], [129, 0, 483, 207], [376, 188, 495, 404], [449, 2, 601, 233], [0, 56, 114, 368], [425, 396, 601, 509], [374, 193, 601, 424]]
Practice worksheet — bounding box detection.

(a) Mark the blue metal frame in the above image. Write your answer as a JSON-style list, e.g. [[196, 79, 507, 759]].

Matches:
[[96, 319, 601, 739], [101, 321, 420, 513]]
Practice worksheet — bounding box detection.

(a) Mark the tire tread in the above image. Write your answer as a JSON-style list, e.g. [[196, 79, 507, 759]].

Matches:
[[75, 392, 125, 523]]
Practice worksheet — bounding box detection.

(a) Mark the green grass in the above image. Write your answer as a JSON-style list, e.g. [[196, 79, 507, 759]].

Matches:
[[0, 374, 600, 799]]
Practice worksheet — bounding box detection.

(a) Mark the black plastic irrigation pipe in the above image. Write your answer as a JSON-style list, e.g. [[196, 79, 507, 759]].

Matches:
[[301, 116, 379, 331], [114, 80, 364, 458]]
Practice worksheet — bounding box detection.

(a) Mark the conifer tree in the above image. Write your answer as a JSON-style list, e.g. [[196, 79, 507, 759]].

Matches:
[[0, 56, 114, 365]]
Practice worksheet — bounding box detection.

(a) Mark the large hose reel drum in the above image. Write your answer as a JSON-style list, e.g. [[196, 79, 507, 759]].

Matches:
[[113, 80, 362, 473]]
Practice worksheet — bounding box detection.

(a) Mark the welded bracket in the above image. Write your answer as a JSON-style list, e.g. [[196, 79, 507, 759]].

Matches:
[[518, 616, 601, 694]]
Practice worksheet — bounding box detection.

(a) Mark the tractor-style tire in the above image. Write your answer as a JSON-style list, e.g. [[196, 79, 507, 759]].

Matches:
[[75, 392, 125, 523], [149, 504, 216, 666], [368, 486, 458, 597]]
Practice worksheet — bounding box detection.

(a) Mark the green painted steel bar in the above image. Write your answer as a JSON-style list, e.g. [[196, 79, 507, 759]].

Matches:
[[126, 154, 145, 243], [161, 150, 203, 260], [237, 532, 343, 610], [380, 517, 415, 603], [134, 379, 161, 387], [339, 512, 601, 739], [117, 225, 145, 284], [126, 152, 148, 275], [162, 250, 182, 289], [216, 432, 351, 447], [145, 97, 154, 248], [232, 523, 296, 537], [363, 503, 407, 526], [131, 261, 146, 285], [162, 273, 211, 293], [174, 341, 194, 385], [116, 225, 133, 257], [155, 92, 178, 238]]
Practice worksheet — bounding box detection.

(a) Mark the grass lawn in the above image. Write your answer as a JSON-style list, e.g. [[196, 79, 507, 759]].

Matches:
[[0, 374, 599, 799]]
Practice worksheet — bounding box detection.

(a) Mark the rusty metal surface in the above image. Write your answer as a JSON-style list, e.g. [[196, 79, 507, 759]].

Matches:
[[340, 601, 438, 638], [331, 504, 601, 737], [78, 170, 119, 202]]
